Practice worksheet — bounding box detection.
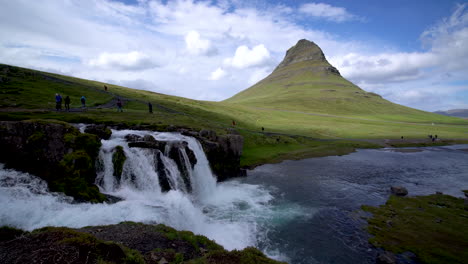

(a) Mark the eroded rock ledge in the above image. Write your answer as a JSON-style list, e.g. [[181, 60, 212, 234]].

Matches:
[[0, 222, 285, 264], [0, 120, 104, 202]]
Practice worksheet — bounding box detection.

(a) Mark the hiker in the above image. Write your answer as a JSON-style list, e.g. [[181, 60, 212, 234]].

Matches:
[[116, 99, 123, 112], [148, 102, 153, 113], [435, 135, 438, 139], [64, 96, 70, 111], [262, 127, 265, 132], [55, 93, 62, 111], [80, 96, 86, 107], [104, 85, 108, 91], [232, 120, 236, 126]]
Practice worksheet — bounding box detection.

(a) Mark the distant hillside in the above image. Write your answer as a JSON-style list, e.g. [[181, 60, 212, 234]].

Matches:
[[434, 109, 468, 118], [224, 39, 438, 119]]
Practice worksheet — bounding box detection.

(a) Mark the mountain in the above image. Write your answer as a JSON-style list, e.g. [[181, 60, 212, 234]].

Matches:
[[224, 39, 432, 117], [434, 109, 468, 118]]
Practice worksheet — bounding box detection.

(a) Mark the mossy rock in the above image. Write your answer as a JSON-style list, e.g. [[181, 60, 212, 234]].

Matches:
[[2, 226, 145, 264], [186, 247, 287, 264], [0, 226, 26, 242], [112, 145, 126, 180]]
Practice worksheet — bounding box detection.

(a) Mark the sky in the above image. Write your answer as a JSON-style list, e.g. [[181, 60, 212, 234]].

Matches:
[[1, 0, 467, 111]]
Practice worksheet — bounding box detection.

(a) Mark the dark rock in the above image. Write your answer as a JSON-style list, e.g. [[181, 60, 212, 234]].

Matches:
[[199, 129, 217, 141], [84, 124, 112, 140], [326, 65, 340, 75], [143, 134, 156, 142], [199, 134, 244, 181], [226, 128, 239, 135], [128, 139, 167, 151], [0, 226, 25, 242], [103, 193, 123, 204], [275, 39, 326, 70], [391, 186, 408, 196], [0, 227, 128, 264], [167, 141, 197, 192], [124, 133, 142, 142], [0, 120, 105, 202], [78, 222, 222, 262], [376, 251, 396, 264], [154, 150, 171, 192], [181, 130, 199, 137], [112, 146, 126, 183]]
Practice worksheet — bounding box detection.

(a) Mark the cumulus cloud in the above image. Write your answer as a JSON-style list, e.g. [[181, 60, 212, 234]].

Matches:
[[223, 44, 271, 69], [88, 51, 158, 71], [185, 30, 217, 56], [209, 67, 227, 80], [299, 3, 358, 22], [331, 4, 468, 84], [0, 0, 467, 111]]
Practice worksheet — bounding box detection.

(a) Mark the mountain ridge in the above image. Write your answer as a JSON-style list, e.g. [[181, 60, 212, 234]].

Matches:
[[224, 39, 432, 118]]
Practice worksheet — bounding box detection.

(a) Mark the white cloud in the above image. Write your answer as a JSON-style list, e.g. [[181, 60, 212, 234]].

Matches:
[[88, 51, 157, 71], [209, 67, 227, 80], [185, 30, 217, 56], [299, 3, 358, 22], [0, 0, 466, 111], [327, 4, 468, 111], [224, 44, 271, 69]]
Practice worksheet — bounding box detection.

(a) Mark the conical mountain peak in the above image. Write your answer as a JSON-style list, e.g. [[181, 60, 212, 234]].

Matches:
[[275, 39, 327, 70]]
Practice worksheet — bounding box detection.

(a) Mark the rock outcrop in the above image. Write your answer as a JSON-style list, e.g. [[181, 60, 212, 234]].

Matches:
[[274, 39, 340, 75], [0, 120, 105, 202], [195, 130, 245, 181], [390, 186, 408, 196], [126, 134, 198, 192], [84, 124, 112, 140], [0, 223, 286, 264]]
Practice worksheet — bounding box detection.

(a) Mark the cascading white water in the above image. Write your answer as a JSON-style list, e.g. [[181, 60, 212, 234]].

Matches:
[[0, 129, 281, 253]]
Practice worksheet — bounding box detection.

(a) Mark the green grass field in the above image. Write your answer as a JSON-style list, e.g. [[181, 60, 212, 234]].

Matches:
[[1, 63, 468, 166]]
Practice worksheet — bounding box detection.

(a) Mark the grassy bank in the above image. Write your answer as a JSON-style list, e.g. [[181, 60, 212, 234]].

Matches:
[[362, 194, 468, 263]]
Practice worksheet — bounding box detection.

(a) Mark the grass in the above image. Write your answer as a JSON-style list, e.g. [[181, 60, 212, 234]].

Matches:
[[362, 194, 468, 263], [1, 64, 468, 167]]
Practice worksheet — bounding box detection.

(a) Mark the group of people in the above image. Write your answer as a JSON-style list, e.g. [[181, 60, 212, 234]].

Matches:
[[55, 94, 86, 111], [55, 93, 155, 114]]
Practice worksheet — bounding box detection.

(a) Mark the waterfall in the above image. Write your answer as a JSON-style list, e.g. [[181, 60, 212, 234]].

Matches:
[[0, 129, 276, 252], [95, 130, 217, 198]]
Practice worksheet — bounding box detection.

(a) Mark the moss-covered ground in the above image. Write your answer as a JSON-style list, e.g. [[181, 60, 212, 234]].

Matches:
[[0, 222, 285, 264], [362, 194, 468, 264]]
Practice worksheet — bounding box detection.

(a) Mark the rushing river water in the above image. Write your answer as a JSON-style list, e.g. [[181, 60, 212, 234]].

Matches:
[[242, 144, 468, 263], [1, 132, 467, 263]]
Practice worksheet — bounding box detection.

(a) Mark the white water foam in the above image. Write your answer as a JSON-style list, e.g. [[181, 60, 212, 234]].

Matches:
[[0, 130, 277, 251]]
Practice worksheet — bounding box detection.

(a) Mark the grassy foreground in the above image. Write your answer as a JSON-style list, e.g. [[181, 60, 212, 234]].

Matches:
[[362, 194, 468, 263], [1, 64, 468, 167]]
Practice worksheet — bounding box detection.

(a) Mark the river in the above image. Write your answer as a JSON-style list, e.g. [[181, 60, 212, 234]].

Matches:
[[241, 144, 468, 263], [0, 131, 467, 263]]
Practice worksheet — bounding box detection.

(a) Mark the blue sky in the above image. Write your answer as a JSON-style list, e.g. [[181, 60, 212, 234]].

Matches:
[[0, 0, 467, 111]]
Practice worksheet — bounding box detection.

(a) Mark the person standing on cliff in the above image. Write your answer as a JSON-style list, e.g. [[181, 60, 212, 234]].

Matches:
[[116, 98, 123, 112], [55, 93, 62, 111], [80, 96, 86, 108], [64, 96, 70, 111]]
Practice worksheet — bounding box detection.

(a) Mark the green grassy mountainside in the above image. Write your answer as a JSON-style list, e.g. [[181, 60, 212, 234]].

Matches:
[[1, 39, 468, 166], [225, 39, 451, 121]]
